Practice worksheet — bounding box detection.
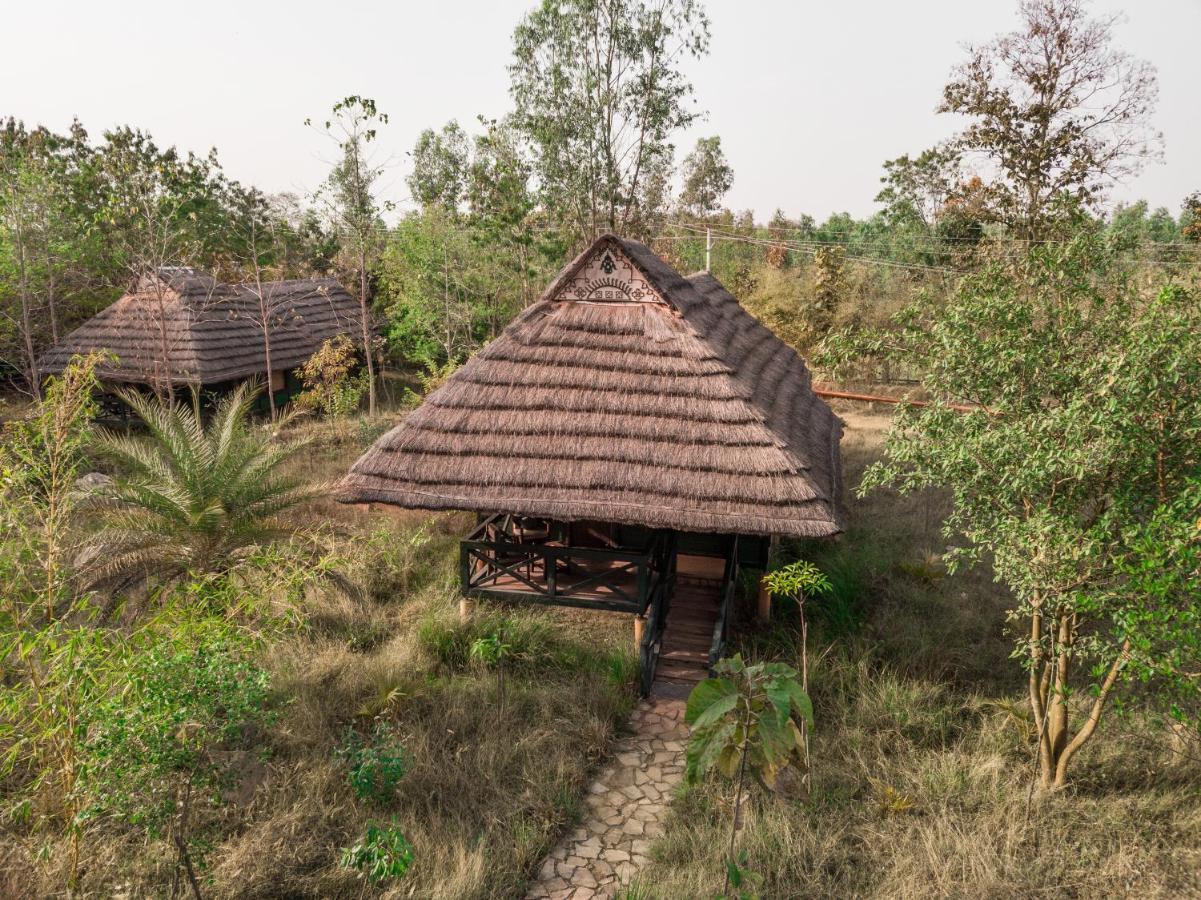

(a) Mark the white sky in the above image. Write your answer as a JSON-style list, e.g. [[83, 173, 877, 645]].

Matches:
[[3, 0, 1198, 222]]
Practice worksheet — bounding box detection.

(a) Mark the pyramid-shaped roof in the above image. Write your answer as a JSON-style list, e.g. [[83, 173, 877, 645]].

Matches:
[[38, 269, 364, 387], [338, 235, 843, 537]]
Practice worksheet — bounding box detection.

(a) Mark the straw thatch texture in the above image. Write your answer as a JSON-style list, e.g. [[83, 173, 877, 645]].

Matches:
[[37, 268, 363, 386], [339, 235, 843, 538]]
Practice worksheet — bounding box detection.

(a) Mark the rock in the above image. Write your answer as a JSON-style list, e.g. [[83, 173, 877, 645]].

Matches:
[[74, 471, 113, 494]]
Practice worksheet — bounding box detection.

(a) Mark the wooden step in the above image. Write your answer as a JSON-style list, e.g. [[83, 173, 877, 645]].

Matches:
[[661, 646, 709, 664], [655, 659, 708, 683]]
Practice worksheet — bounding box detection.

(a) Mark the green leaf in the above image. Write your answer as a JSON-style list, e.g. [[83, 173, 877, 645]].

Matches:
[[685, 677, 737, 726]]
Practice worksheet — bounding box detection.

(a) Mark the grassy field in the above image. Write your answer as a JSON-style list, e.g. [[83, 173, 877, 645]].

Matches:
[[4, 405, 1198, 899]]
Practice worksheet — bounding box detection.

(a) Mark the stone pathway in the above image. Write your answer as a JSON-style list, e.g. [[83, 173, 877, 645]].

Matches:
[[526, 695, 688, 898]]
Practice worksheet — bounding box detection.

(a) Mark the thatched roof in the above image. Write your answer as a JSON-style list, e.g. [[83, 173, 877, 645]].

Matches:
[[38, 268, 364, 386], [338, 235, 843, 538]]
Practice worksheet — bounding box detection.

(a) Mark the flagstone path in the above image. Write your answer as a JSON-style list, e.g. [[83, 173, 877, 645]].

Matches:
[[525, 695, 688, 899]]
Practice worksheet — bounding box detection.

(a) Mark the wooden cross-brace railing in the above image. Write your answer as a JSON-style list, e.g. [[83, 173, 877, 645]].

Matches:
[[460, 515, 669, 615]]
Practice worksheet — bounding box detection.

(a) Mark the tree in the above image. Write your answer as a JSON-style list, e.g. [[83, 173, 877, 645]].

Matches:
[[309, 96, 390, 416], [685, 655, 813, 894], [0, 121, 93, 397], [1182, 191, 1201, 242], [91, 127, 236, 401], [875, 147, 962, 229], [510, 0, 711, 241], [86, 382, 318, 586], [470, 630, 514, 713], [679, 136, 734, 218], [822, 236, 1201, 788], [407, 120, 470, 211], [939, 0, 1161, 239], [762, 560, 832, 792]]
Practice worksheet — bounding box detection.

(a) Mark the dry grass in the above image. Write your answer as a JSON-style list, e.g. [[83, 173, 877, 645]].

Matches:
[[6, 406, 1199, 899], [624, 406, 1201, 900]]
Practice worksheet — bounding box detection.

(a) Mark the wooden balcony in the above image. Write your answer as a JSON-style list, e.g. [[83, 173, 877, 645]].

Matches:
[[460, 514, 674, 614]]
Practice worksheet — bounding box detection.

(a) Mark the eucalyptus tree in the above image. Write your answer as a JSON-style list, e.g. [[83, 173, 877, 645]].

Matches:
[[407, 120, 471, 211], [678, 135, 734, 219], [510, 0, 711, 241], [309, 96, 391, 415]]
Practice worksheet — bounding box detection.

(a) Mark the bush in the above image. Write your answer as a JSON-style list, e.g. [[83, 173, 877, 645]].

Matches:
[[340, 818, 414, 882], [80, 616, 276, 883], [417, 608, 556, 672], [338, 720, 408, 803]]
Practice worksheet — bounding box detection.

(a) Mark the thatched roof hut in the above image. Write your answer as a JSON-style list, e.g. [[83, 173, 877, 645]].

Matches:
[[339, 235, 842, 539], [38, 267, 363, 387]]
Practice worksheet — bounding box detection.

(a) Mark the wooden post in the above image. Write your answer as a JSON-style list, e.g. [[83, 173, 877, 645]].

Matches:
[[757, 578, 771, 623], [758, 535, 780, 623], [633, 614, 646, 651], [459, 597, 475, 622]]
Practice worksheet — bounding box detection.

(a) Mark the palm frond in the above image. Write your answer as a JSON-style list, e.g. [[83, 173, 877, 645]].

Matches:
[[91, 384, 317, 587]]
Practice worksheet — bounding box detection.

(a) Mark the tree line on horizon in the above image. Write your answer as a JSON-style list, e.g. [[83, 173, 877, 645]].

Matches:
[[2, 0, 1199, 404]]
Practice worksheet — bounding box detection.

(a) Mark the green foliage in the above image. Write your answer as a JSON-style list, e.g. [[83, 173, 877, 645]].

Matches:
[[510, 0, 710, 240], [338, 721, 409, 803], [762, 561, 832, 604], [80, 618, 274, 832], [340, 819, 414, 882], [381, 201, 538, 370], [724, 850, 764, 899], [87, 381, 319, 585], [686, 655, 813, 895], [679, 136, 734, 217], [295, 335, 368, 419], [419, 610, 546, 672], [469, 631, 514, 669], [824, 235, 1201, 785], [685, 655, 813, 790], [408, 120, 470, 210]]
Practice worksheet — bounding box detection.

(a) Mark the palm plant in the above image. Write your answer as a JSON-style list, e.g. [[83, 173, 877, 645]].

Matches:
[[86, 382, 320, 585]]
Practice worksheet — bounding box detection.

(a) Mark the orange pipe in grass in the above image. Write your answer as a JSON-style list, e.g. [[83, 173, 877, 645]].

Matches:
[[813, 384, 984, 414]]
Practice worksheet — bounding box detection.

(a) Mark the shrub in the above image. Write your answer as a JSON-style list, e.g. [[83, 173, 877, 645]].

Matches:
[[295, 335, 368, 419], [337, 721, 408, 803], [340, 819, 414, 882], [80, 617, 276, 888], [87, 381, 320, 586]]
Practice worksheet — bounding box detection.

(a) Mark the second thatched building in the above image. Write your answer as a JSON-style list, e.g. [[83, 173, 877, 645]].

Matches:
[[38, 267, 365, 408]]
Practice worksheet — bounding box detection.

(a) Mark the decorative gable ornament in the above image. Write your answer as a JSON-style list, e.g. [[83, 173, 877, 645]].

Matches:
[[553, 245, 665, 304]]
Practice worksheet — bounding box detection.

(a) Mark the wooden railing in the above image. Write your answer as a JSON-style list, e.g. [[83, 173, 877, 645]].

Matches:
[[708, 534, 741, 673], [460, 515, 672, 615], [639, 533, 677, 696]]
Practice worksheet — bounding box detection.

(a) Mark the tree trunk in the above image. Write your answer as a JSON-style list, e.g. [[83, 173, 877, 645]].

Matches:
[[254, 259, 277, 421], [13, 224, 42, 400], [1027, 601, 1129, 789], [358, 248, 376, 416]]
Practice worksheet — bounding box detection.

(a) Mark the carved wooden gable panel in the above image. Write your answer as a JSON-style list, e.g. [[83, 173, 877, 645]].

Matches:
[[553, 245, 665, 304]]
